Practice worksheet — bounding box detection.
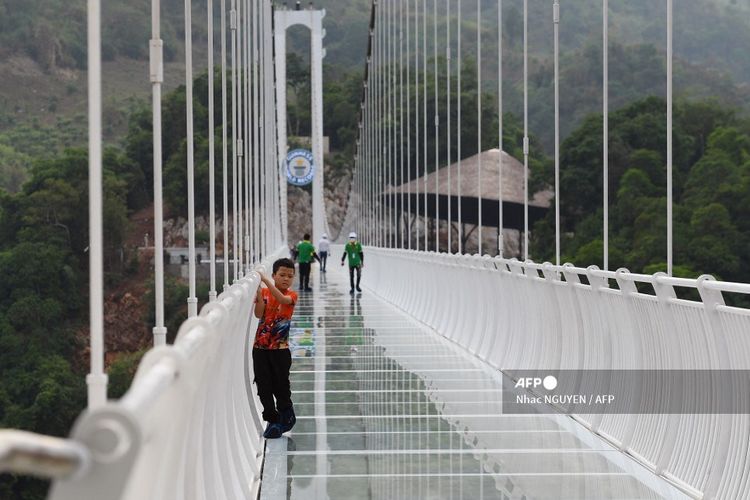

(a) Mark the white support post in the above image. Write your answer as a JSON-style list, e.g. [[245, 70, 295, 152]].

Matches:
[[221, 0, 230, 290], [667, 0, 673, 276], [185, 0, 198, 317], [252, 0, 260, 262], [523, 0, 528, 261], [477, 0, 482, 255], [208, 0, 217, 302], [231, 0, 238, 281], [603, 0, 609, 271], [497, 0, 503, 258], [423, 0, 428, 253], [446, 0, 452, 254], [433, 0, 439, 252], [554, 0, 560, 266], [236, 0, 244, 277], [87, 0, 107, 408], [150, 0, 167, 344]]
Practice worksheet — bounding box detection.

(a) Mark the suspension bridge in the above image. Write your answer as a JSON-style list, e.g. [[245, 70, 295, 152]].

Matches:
[[1, 0, 750, 499]]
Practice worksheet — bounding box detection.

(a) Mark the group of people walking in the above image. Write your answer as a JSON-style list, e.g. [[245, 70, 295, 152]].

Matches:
[[291, 231, 364, 294]]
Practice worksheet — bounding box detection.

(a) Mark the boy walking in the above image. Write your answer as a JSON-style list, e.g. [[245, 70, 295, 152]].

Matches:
[[341, 232, 364, 294], [296, 233, 320, 292], [253, 258, 298, 439]]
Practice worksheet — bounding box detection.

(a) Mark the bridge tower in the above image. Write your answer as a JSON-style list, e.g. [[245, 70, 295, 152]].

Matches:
[[274, 7, 328, 244]]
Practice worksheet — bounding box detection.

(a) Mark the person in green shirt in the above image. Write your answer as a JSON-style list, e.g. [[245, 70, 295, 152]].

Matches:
[[296, 234, 320, 292], [341, 232, 364, 294]]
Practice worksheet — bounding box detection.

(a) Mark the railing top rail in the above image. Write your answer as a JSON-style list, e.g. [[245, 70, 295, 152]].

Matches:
[[373, 247, 750, 299]]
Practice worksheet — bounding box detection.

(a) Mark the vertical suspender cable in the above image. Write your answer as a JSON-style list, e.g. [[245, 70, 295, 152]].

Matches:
[[554, 0, 560, 265], [667, 0, 673, 275], [522, 0, 528, 261], [268, 1, 274, 254], [258, 1, 265, 257], [423, 0, 428, 252], [497, 0, 503, 258], [400, 0, 405, 249], [150, 0, 167, 344], [244, 0, 251, 268], [208, 0, 217, 301], [185, 0, 198, 316], [231, 0, 238, 280], [406, 0, 412, 250], [457, 0, 462, 254], [388, 0, 399, 248], [236, 0, 244, 276], [414, 0, 420, 251], [252, 0, 260, 262], [379, 2, 384, 248], [376, 3, 381, 247], [391, 0, 397, 248], [446, 0, 451, 254], [222, 0, 230, 289], [603, 0, 608, 271], [387, 0, 391, 249], [87, 0, 107, 408], [433, 0, 439, 252], [477, 0, 482, 255], [399, 0, 404, 248]]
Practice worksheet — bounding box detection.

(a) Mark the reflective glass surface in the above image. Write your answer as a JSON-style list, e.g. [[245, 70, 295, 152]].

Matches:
[[259, 267, 689, 500]]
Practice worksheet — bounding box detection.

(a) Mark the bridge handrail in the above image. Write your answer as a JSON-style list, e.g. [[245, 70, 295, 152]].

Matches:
[[366, 247, 750, 500], [0, 248, 286, 499]]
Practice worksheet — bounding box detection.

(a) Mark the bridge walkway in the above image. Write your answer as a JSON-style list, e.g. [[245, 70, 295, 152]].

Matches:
[[259, 265, 688, 500]]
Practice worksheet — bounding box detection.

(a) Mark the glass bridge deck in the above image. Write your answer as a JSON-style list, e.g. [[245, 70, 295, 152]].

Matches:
[[258, 267, 689, 500]]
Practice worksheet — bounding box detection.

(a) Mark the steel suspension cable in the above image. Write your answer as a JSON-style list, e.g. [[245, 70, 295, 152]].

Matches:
[[457, 0, 462, 254], [208, 0, 217, 300], [446, 0, 452, 254], [523, 0, 528, 261], [185, 0, 198, 315], [414, 0, 420, 251], [221, 0, 229, 288], [423, 0, 428, 252], [400, 0, 405, 249], [236, 0, 244, 276], [88, 0, 106, 406], [243, 0, 251, 268], [433, 0, 439, 252], [231, 0, 238, 280], [497, 0, 503, 258], [388, 0, 398, 248], [603, 0, 608, 271], [477, 0, 483, 255], [150, 0, 167, 344], [406, 0, 412, 250], [667, 0, 673, 275], [252, 0, 259, 263], [554, 0, 560, 265]]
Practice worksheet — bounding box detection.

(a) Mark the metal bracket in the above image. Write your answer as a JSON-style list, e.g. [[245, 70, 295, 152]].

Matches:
[[149, 39, 164, 84]]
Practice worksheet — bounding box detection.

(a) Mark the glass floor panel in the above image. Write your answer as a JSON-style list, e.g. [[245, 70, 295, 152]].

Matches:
[[259, 267, 690, 500]]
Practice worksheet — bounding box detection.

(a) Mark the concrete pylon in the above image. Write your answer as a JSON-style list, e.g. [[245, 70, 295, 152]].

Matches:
[[274, 8, 328, 244]]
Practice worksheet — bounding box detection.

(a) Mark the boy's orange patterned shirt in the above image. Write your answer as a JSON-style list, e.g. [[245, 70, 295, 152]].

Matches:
[[254, 287, 297, 350]]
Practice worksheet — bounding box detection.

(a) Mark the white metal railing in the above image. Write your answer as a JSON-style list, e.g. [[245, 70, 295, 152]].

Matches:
[[364, 247, 750, 500], [0, 248, 285, 500]]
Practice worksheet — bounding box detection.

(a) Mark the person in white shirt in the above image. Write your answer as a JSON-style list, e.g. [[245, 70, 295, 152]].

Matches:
[[318, 233, 330, 272]]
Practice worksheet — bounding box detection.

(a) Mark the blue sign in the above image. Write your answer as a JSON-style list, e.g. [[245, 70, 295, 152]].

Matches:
[[286, 149, 315, 186]]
